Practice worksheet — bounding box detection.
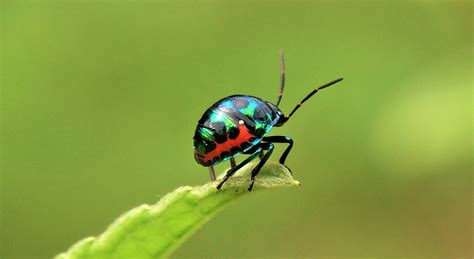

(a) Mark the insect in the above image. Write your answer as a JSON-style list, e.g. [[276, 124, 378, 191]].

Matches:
[[193, 50, 343, 191]]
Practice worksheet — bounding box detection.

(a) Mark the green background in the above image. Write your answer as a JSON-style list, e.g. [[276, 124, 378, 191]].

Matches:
[[1, 1, 472, 258]]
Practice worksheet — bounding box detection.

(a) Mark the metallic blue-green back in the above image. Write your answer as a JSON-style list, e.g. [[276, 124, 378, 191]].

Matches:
[[193, 95, 280, 166]]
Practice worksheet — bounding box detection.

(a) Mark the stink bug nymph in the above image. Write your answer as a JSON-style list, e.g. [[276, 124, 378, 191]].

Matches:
[[193, 51, 343, 191]]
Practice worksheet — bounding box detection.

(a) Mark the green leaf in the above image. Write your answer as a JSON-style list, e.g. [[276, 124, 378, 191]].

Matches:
[[56, 162, 299, 259]]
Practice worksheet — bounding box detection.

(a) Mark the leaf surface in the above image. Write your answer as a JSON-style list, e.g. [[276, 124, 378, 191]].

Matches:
[[56, 162, 299, 258]]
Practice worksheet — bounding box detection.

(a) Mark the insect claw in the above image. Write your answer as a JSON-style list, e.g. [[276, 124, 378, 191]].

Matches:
[[247, 180, 255, 192]]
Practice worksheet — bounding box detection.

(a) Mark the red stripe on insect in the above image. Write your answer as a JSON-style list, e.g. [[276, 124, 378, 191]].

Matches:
[[200, 124, 255, 163]]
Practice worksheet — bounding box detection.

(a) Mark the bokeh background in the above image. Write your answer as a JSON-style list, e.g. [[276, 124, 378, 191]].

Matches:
[[1, 1, 472, 258]]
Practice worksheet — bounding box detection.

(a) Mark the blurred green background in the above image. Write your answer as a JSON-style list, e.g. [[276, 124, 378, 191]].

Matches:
[[1, 1, 472, 258]]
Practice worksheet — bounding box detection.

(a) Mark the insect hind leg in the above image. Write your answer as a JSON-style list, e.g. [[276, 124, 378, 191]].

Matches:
[[209, 166, 216, 181], [230, 157, 236, 168]]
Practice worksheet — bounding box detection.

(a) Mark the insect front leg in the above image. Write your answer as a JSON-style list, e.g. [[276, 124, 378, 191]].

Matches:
[[262, 136, 293, 164]]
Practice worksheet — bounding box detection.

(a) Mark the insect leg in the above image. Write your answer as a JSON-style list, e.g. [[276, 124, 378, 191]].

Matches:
[[243, 146, 265, 160], [262, 136, 293, 164], [216, 147, 262, 190], [248, 142, 274, 191], [244, 145, 264, 160], [209, 166, 216, 181], [230, 157, 236, 168], [243, 145, 260, 154]]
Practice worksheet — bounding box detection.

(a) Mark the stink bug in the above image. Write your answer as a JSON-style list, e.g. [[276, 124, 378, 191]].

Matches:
[[193, 51, 343, 191]]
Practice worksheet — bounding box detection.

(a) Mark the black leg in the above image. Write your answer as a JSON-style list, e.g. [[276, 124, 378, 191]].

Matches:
[[230, 157, 236, 168], [262, 136, 293, 164], [209, 166, 216, 181], [248, 142, 274, 191], [244, 145, 265, 160], [243, 145, 260, 154], [216, 146, 263, 190]]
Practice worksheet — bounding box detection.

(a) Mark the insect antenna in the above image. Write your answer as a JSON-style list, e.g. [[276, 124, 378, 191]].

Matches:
[[275, 49, 285, 107], [284, 78, 344, 121]]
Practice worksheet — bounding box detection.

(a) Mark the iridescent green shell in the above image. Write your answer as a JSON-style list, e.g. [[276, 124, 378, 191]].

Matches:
[[193, 95, 281, 166]]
